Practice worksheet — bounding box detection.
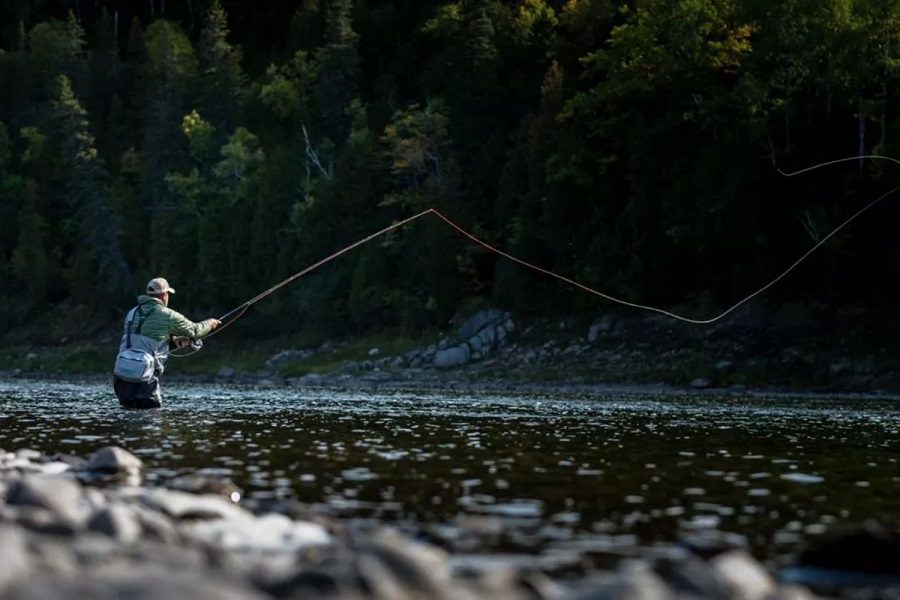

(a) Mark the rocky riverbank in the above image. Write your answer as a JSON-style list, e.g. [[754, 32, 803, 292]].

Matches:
[[211, 303, 900, 394], [3, 301, 900, 393], [6, 444, 895, 600]]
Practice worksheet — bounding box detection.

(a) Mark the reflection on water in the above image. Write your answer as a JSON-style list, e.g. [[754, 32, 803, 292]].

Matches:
[[1, 379, 898, 561]]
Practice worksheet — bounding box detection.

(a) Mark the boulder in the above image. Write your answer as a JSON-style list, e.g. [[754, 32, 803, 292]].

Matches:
[[83, 447, 143, 479], [709, 550, 776, 600], [2, 575, 114, 599], [433, 346, 470, 369], [0, 526, 30, 587], [169, 475, 241, 501], [182, 512, 329, 553], [264, 350, 312, 370], [103, 567, 269, 600], [7, 476, 86, 527], [355, 528, 451, 599], [131, 504, 180, 544], [468, 335, 483, 352], [457, 309, 507, 339], [587, 317, 615, 343], [88, 505, 142, 543], [139, 489, 248, 521]]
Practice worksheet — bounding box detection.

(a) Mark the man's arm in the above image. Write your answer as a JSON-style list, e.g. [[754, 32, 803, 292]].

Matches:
[[167, 310, 220, 339]]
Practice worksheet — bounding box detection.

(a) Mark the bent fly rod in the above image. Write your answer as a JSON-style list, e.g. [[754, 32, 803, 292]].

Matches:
[[179, 154, 900, 353]]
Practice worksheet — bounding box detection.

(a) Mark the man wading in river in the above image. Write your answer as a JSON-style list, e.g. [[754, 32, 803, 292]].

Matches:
[[113, 277, 220, 409]]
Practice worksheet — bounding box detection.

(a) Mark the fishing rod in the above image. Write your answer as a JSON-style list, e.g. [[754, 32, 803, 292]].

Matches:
[[170, 154, 900, 357]]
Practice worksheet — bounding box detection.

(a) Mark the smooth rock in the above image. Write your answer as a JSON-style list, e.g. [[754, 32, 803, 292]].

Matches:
[[131, 504, 180, 544], [7, 476, 86, 527], [183, 512, 329, 552], [581, 561, 673, 600], [139, 488, 247, 521], [457, 309, 507, 339], [169, 475, 241, 500], [104, 567, 268, 600], [3, 575, 115, 599], [0, 526, 30, 587], [89, 505, 142, 543], [14, 506, 82, 535], [356, 528, 451, 598], [264, 350, 312, 370], [434, 346, 470, 369], [709, 550, 776, 600], [84, 447, 143, 477]]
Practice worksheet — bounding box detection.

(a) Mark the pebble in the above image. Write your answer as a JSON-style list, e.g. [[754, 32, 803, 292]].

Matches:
[[0, 445, 854, 600]]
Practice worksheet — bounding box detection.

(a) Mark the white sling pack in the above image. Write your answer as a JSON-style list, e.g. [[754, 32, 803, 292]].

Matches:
[[114, 302, 156, 383]]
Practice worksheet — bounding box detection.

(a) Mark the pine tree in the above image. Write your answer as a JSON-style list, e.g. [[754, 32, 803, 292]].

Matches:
[[11, 183, 55, 303], [315, 0, 360, 143], [52, 75, 133, 300], [0, 122, 18, 272], [139, 20, 197, 279], [197, 0, 245, 140], [287, 0, 323, 53], [28, 12, 85, 97]]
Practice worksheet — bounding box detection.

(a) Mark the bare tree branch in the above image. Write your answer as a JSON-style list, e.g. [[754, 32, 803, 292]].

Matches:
[[302, 124, 333, 180]]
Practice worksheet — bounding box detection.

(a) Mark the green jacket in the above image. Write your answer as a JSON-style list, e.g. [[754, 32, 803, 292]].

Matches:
[[119, 295, 217, 365]]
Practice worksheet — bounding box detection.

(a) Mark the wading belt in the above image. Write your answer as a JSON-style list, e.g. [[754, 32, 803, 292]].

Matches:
[[125, 301, 154, 350]]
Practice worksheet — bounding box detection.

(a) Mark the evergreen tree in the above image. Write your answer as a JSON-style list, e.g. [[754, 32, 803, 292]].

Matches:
[[0, 122, 19, 272], [315, 0, 360, 143], [28, 12, 86, 98], [197, 0, 245, 141], [139, 20, 197, 277], [287, 0, 324, 53], [11, 183, 55, 303], [51, 75, 132, 300]]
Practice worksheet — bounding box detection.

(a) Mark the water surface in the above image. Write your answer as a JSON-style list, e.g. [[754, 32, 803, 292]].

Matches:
[[1, 379, 898, 564]]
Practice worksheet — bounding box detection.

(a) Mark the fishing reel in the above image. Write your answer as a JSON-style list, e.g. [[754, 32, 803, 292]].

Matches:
[[189, 339, 204, 350]]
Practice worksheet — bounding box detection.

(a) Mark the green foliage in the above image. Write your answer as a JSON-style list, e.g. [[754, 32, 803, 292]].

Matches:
[[2, 0, 900, 342], [197, 0, 245, 139], [27, 12, 85, 95], [11, 183, 55, 302], [51, 75, 132, 301]]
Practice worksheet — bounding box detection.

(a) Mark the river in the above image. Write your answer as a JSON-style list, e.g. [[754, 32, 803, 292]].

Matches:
[[1, 378, 898, 568]]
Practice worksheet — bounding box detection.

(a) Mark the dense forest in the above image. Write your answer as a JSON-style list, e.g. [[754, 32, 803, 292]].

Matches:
[[2, 0, 900, 338]]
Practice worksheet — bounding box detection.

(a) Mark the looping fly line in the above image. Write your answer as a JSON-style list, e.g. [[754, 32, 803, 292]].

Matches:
[[169, 155, 898, 357]]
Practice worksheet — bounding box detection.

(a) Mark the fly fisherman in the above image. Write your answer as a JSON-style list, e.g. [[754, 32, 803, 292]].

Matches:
[[113, 277, 220, 409]]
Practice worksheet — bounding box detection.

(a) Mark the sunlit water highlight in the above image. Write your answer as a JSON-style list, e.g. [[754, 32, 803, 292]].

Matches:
[[1, 379, 898, 562]]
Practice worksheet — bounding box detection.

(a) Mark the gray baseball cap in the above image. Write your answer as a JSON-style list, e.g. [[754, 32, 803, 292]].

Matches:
[[146, 277, 176, 294]]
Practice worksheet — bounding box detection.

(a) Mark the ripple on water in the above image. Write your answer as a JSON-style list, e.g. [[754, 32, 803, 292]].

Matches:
[[780, 473, 825, 484], [0, 379, 898, 561]]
